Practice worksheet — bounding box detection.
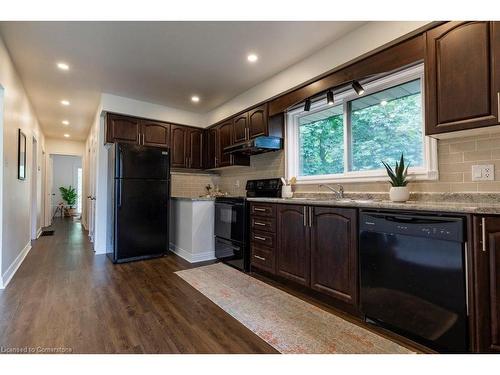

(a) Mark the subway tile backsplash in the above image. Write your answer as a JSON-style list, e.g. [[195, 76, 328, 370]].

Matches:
[[170, 131, 500, 197]]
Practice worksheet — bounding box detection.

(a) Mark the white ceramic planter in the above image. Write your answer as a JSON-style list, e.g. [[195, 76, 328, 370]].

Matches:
[[389, 186, 410, 202], [282, 185, 293, 198]]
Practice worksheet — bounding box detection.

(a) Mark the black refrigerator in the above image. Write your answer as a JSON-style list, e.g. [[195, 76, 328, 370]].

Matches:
[[107, 143, 170, 263]]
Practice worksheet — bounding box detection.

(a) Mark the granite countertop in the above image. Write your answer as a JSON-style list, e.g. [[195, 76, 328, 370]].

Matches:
[[246, 197, 500, 214], [171, 196, 216, 201]]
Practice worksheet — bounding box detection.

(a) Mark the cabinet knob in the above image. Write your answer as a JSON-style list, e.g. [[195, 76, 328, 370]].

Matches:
[[254, 255, 266, 261]]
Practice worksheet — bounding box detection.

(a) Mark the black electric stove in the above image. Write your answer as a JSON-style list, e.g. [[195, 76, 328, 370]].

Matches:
[[215, 178, 283, 271]]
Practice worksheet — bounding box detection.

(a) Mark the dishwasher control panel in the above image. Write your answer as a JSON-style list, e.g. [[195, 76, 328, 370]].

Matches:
[[360, 211, 464, 242]]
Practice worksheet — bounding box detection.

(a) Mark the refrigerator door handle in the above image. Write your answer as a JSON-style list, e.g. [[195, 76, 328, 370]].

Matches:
[[117, 179, 122, 208]]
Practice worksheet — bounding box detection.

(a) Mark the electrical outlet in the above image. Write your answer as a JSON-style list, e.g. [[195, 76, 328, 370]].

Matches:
[[472, 164, 495, 181], [234, 180, 240, 188]]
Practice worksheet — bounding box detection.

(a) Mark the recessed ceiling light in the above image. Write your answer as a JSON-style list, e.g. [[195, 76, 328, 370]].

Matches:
[[381, 100, 388, 106], [62, 120, 69, 125], [191, 96, 200, 103], [61, 100, 70, 106], [63, 134, 70, 138], [57, 62, 70, 71], [247, 53, 258, 63]]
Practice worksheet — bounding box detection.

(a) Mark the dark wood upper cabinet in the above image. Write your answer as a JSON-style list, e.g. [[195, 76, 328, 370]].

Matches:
[[473, 215, 500, 353], [141, 120, 170, 148], [425, 21, 500, 135], [310, 207, 358, 306], [106, 114, 140, 144], [233, 113, 248, 144], [187, 128, 203, 169], [276, 204, 310, 286], [248, 104, 268, 139], [204, 128, 218, 169], [217, 121, 233, 168], [170, 125, 188, 168]]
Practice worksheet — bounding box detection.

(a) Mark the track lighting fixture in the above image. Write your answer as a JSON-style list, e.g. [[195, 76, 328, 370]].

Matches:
[[327, 90, 334, 105], [352, 80, 365, 95], [304, 98, 311, 111]]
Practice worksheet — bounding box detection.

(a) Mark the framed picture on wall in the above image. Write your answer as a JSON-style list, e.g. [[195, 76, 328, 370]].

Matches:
[[18, 129, 27, 180]]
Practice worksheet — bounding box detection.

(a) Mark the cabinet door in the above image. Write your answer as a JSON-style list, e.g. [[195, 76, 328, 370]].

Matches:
[[218, 121, 233, 167], [248, 104, 268, 139], [276, 204, 310, 286], [187, 128, 203, 169], [170, 125, 188, 168], [310, 207, 358, 306], [233, 113, 248, 144], [473, 216, 500, 353], [106, 114, 140, 144], [425, 22, 500, 135], [205, 128, 217, 169], [141, 120, 170, 148]]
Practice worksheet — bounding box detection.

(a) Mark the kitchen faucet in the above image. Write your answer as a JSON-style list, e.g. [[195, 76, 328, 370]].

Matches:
[[319, 183, 344, 199]]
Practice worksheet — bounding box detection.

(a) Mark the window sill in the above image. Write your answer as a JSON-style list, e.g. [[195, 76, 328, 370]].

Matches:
[[294, 169, 438, 185]]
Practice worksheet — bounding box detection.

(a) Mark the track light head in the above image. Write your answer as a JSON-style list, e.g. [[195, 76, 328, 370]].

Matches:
[[304, 98, 311, 111], [327, 90, 334, 105], [352, 80, 365, 95]]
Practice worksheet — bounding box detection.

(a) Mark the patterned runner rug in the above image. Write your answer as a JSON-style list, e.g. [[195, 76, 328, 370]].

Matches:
[[176, 263, 413, 354]]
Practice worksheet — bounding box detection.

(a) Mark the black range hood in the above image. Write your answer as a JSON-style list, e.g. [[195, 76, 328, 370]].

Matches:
[[224, 136, 282, 155]]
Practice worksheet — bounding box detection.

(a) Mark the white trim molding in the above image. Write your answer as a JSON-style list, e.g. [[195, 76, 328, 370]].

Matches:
[[0, 241, 32, 289], [169, 243, 216, 263], [286, 63, 438, 185]]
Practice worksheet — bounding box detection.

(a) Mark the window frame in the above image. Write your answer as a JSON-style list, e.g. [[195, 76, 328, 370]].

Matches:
[[286, 63, 438, 184]]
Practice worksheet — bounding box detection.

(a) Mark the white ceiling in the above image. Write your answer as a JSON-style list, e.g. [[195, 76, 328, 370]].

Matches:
[[0, 21, 366, 141]]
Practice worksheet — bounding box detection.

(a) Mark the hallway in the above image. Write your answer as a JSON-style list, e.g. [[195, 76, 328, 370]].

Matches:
[[0, 218, 275, 353]]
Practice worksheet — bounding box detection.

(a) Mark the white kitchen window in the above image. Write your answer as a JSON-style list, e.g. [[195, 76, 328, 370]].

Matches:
[[286, 64, 438, 184]]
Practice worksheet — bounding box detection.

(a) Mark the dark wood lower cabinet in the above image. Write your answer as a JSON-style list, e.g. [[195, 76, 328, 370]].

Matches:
[[276, 205, 310, 286], [473, 215, 500, 353], [310, 207, 358, 306]]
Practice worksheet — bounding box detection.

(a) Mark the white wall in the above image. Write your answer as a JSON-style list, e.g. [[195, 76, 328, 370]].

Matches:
[[0, 36, 45, 288], [101, 93, 206, 127], [51, 155, 82, 213], [206, 21, 429, 124], [45, 137, 85, 157]]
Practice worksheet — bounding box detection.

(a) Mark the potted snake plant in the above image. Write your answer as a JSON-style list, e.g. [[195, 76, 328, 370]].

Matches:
[[382, 154, 410, 202]]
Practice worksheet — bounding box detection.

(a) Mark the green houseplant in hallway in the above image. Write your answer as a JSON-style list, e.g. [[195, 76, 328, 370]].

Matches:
[[59, 185, 78, 216], [382, 153, 410, 202]]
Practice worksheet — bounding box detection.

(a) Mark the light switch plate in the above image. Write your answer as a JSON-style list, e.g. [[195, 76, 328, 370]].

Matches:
[[472, 164, 495, 181]]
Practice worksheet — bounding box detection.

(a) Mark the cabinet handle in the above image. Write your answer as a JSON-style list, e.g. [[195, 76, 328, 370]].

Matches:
[[464, 242, 469, 316], [254, 207, 266, 212], [309, 206, 313, 227], [254, 221, 266, 226], [303, 206, 307, 226], [254, 235, 267, 241], [497, 92, 500, 122], [254, 255, 266, 261], [482, 217, 487, 252]]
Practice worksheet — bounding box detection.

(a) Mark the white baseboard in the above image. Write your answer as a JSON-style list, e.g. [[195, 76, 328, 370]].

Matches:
[[36, 227, 42, 239], [169, 243, 215, 263], [81, 221, 88, 230], [0, 241, 32, 289]]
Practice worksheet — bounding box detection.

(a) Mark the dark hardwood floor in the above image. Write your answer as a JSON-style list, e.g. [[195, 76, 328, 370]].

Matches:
[[0, 218, 277, 354]]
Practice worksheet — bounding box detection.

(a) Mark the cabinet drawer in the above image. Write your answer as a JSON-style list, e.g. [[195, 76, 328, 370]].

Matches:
[[251, 246, 275, 274], [250, 216, 276, 233], [251, 230, 275, 248], [250, 203, 275, 217]]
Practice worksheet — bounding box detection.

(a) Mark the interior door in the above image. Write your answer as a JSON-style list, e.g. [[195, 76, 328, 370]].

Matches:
[[88, 136, 97, 242], [45, 154, 53, 227], [276, 204, 310, 286]]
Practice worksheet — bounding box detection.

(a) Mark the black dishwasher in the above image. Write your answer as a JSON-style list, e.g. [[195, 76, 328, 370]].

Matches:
[[359, 210, 468, 353]]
